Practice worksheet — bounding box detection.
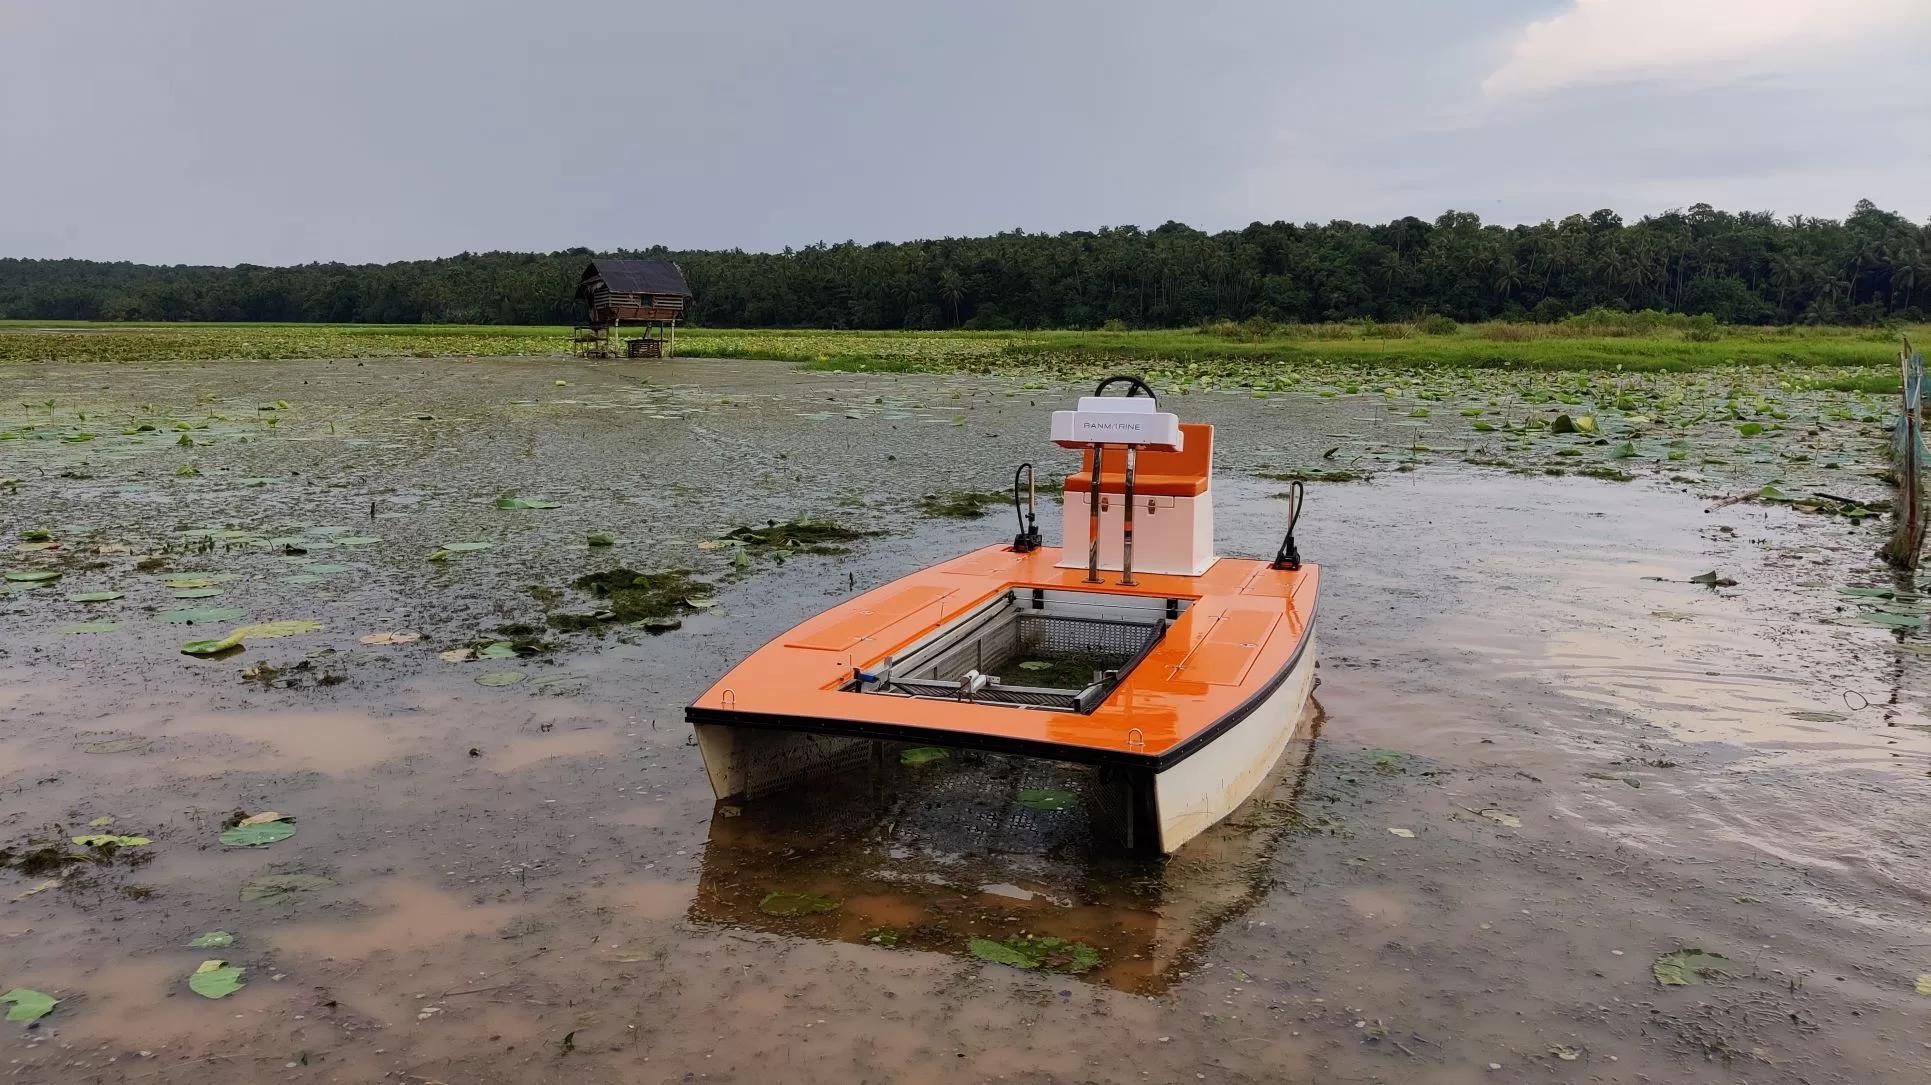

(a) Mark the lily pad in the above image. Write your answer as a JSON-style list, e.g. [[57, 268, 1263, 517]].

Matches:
[[54, 621, 121, 634], [441, 541, 492, 552], [966, 935, 1101, 974], [69, 591, 123, 602], [161, 607, 247, 624], [231, 619, 322, 639], [900, 747, 949, 765], [219, 818, 295, 846], [476, 671, 526, 687], [85, 737, 151, 754], [187, 931, 234, 948], [757, 891, 841, 917], [1653, 948, 1727, 986], [477, 641, 519, 659], [586, 532, 615, 547], [1860, 611, 1925, 629], [188, 960, 244, 999], [1016, 788, 1076, 812], [494, 497, 561, 510], [172, 587, 225, 599], [181, 637, 243, 657], [3, 570, 60, 583], [359, 631, 419, 645], [0, 988, 57, 1022], [239, 873, 334, 901], [71, 834, 150, 847]]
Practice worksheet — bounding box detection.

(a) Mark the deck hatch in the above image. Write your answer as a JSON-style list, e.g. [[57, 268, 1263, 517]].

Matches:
[[785, 584, 956, 651], [1178, 607, 1279, 686]]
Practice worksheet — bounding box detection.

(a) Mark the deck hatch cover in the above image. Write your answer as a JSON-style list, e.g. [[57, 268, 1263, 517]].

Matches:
[[1179, 607, 1280, 686], [785, 585, 956, 651]]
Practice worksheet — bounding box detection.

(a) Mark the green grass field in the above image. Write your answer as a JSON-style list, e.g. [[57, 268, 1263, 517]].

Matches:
[[0, 319, 1919, 382]]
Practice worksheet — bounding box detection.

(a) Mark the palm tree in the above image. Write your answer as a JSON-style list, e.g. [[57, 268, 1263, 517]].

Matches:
[[1494, 257, 1522, 300], [938, 268, 964, 327], [1891, 246, 1927, 310]]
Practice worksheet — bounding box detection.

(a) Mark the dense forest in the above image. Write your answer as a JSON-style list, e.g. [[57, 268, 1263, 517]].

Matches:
[[3, 201, 1926, 329]]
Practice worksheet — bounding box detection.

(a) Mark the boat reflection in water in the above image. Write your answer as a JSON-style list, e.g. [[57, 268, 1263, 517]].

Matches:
[[688, 703, 1323, 994]]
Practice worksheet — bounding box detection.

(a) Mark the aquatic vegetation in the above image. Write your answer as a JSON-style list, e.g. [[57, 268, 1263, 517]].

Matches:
[[916, 490, 1008, 519], [967, 935, 1101, 974], [558, 567, 714, 631]]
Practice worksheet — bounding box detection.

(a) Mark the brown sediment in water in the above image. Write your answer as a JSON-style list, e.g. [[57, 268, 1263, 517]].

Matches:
[[0, 357, 1924, 1083]]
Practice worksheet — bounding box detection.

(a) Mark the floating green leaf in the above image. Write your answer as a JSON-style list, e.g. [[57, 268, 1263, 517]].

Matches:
[[188, 931, 234, 948], [161, 607, 247, 624], [476, 671, 526, 687], [900, 747, 948, 765], [586, 532, 615, 547], [3, 570, 59, 583], [494, 497, 561, 509], [172, 587, 225, 599], [478, 641, 519, 659], [188, 960, 244, 999], [69, 591, 123, 602], [1736, 422, 1764, 436], [1653, 948, 1727, 986], [0, 989, 57, 1021], [967, 935, 1101, 974], [54, 621, 121, 634], [85, 737, 150, 754], [72, 834, 150, 847], [1016, 788, 1076, 811], [219, 818, 294, 847], [239, 873, 334, 901], [230, 619, 322, 639], [757, 891, 841, 917], [1861, 611, 1925, 628]]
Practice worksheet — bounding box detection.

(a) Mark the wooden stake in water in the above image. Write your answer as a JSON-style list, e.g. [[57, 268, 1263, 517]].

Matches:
[[1882, 335, 1926, 569]]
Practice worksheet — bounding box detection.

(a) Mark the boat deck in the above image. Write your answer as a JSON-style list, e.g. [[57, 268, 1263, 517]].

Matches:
[[687, 546, 1319, 769]]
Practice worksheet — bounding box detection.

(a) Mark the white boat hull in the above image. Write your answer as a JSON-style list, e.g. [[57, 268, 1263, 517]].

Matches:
[[1152, 630, 1317, 853]]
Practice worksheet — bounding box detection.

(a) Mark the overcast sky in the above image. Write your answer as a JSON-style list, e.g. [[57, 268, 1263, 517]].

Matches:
[[2, 0, 1926, 265]]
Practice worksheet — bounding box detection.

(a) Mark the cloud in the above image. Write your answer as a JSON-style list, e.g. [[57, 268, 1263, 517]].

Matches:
[[1483, 0, 1931, 96]]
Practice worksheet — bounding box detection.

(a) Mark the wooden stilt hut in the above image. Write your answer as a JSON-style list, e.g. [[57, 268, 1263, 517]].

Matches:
[[573, 259, 693, 359]]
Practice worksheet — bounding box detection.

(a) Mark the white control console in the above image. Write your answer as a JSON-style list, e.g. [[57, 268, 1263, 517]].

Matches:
[[1050, 396, 1183, 451]]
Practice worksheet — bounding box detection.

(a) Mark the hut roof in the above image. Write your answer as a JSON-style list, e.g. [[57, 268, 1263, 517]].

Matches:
[[578, 259, 691, 298]]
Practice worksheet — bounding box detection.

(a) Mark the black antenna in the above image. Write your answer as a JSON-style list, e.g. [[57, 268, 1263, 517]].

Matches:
[[1011, 463, 1042, 552], [1271, 481, 1304, 571]]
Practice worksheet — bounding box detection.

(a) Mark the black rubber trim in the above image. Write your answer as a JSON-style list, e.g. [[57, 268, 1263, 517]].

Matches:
[[685, 589, 1319, 772]]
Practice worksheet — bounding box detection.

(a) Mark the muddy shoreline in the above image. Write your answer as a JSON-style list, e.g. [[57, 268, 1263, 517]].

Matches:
[[0, 356, 1926, 1084]]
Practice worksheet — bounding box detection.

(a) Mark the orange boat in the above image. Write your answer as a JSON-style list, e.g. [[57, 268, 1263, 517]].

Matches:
[[687, 376, 1318, 854]]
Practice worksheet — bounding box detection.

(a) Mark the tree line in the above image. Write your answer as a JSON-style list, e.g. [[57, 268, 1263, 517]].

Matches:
[[3, 201, 1925, 329]]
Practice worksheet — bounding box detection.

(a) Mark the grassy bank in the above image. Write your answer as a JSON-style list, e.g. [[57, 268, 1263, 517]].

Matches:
[[0, 319, 1917, 380]]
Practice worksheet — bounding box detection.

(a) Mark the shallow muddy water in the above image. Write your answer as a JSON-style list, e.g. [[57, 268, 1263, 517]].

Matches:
[[0, 357, 1927, 1084]]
